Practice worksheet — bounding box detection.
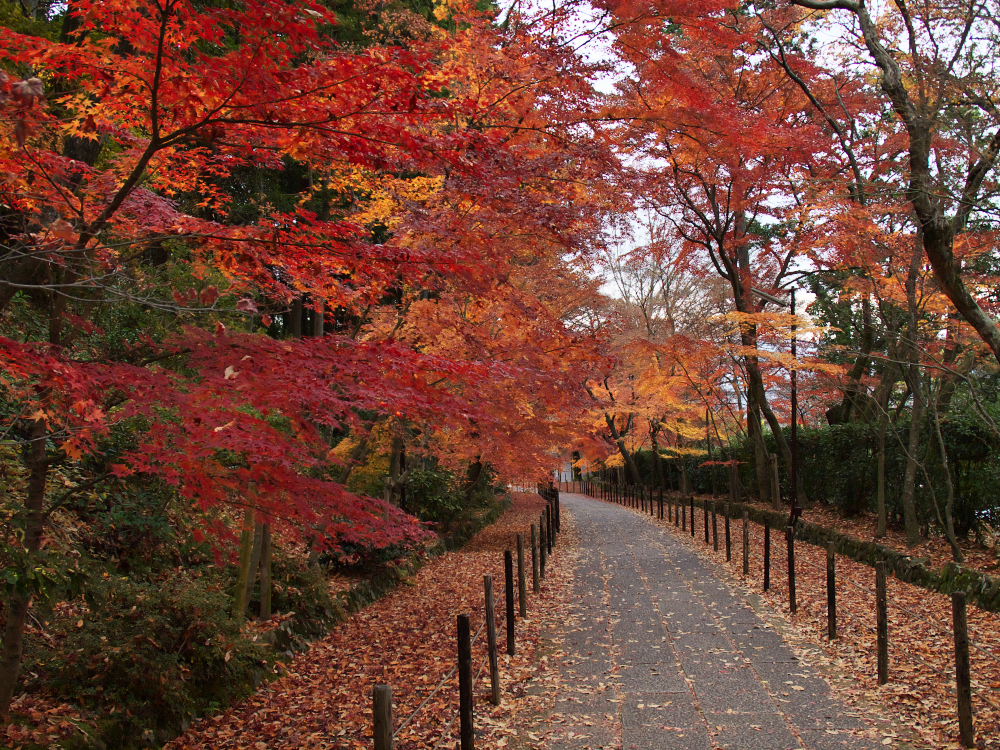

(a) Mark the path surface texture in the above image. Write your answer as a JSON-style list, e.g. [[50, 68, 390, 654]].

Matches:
[[543, 493, 884, 750]]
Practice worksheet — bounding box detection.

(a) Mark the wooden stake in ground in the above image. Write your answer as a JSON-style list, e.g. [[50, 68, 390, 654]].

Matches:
[[786, 525, 797, 613], [951, 592, 975, 747], [724, 503, 731, 562], [504, 550, 516, 656], [457, 614, 474, 750], [826, 543, 837, 640], [763, 525, 771, 592], [530, 524, 539, 593], [373, 684, 393, 750], [484, 576, 501, 706], [876, 561, 889, 685], [742, 510, 750, 576], [516, 533, 527, 618], [539, 513, 547, 579]]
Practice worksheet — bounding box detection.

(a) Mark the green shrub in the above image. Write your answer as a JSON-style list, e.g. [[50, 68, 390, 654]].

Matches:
[[29, 571, 269, 748], [403, 466, 464, 524]]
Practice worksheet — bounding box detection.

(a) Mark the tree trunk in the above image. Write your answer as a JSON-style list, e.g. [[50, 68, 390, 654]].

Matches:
[[899, 369, 925, 546], [463, 457, 485, 503], [650, 423, 665, 487], [258, 524, 273, 618], [747, 399, 770, 502], [898, 246, 925, 547], [875, 416, 889, 538], [233, 508, 256, 620], [929, 390, 964, 561], [604, 412, 641, 484], [874, 375, 895, 538], [0, 419, 49, 720], [384, 433, 407, 507]]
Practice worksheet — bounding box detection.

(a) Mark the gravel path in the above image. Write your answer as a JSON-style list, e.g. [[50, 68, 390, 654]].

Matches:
[[542, 492, 889, 750]]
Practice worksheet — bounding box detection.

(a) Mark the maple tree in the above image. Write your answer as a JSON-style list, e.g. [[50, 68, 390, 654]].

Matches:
[[0, 0, 613, 721], [569, 0, 998, 562], [774, 0, 1000, 364]]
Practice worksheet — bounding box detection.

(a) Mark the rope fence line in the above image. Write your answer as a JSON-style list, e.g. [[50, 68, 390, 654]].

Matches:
[[710, 509, 1000, 719], [715, 506, 1000, 676], [581, 479, 989, 749], [374, 482, 562, 750]]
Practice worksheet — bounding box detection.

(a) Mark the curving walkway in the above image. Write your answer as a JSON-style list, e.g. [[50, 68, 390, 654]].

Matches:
[[541, 493, 889, 750]]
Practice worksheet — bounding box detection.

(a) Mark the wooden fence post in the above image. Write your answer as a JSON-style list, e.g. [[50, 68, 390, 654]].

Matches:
[[530, 524, 539, 593], [505, 550, 516, 655], [690, 496, 696, 538], [681, 499, 686, 531], [539, 513, 547, 580], [763, 524, 771, 591], [373, 684, 393, 750], [484, 576, 501, 706], [711, 501, 719, 551], [724, 503, 731, 562], [457, 614, 475, 750], [786, 526, 797, 613], [516, 534, 527, 618], [951, 592, 975, 747], [703, 500, 710, 544], [545, 506, 553, 554], [876, 561, 888, 685], [742, 510, 750, 576], [826, 543, 837, 640]]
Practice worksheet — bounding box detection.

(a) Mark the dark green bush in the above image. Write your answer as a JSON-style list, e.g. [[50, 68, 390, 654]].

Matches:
[[404, 466, 464, 524], [30, 571, 269, 748], [625, 415, 998, 536]]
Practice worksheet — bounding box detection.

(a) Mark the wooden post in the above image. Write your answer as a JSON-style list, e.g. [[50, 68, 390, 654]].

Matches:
[[826, 543, 837, 640], [951, 592, 976, 747], [484, 576, 501, 706], [763, 524, 771, 591], [545, 506, 553, 554], [457, 614, 475, 750], [786, 525, 797, 613], [505, 550, 516, 655], [703, 500, 710, 544], [530, 524, 540, 593], [742, 510, 750, 576], [690, 496, 696, 538], [516, 534, 527, 618], [538, 513, 549, 580], [681, 499, 686, 530], [711, 501, 719, 551], [724, 503, 731, 562], [876, 561, 888, 684], [373, 684, 393, 750]]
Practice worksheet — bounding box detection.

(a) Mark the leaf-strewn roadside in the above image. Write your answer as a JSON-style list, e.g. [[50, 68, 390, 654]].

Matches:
[[167, 492, 562, 750], [629, 496, 1000, 749]]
